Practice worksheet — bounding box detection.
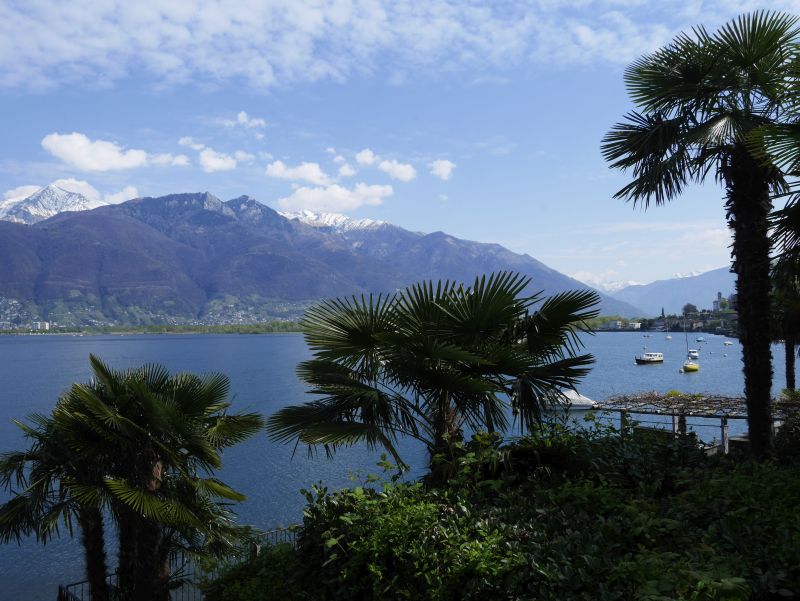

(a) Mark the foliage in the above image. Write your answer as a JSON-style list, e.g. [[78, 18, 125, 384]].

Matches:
[[683, 303, 698, 316], [201, 545, 308, 601], [775, 407, 800, 465], [211, 424, 800, 601], [267, 272, 598, 471]]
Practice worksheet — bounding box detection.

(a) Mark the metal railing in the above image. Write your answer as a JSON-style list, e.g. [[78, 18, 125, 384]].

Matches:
[[56, 526, 298, 601]]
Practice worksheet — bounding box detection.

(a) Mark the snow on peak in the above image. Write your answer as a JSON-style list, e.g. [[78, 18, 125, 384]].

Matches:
[[0, 184, 106, 224], [280, 209, 385, 232]]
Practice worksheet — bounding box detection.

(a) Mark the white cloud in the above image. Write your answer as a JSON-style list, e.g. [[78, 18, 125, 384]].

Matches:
[[234, 150, 255, 162], [378, 159, 416, 182], [103, 185, 139, 204], [266, 160, 331, 185], [42, 133, 148, 171], [3, 1, 760, 90], [42, 132, 187, 171], [355, 149, 377, 166], [199, 148, 237, 172], [277, 182, 393, 213], [429, 159, 456, 181], [333, 154, 346, 164], [151, 153, 190, 166], [3, 185, 41, 203], [179, 136, 205, 151], [338, 163, 356, 177], [223, 110, 267, 129]]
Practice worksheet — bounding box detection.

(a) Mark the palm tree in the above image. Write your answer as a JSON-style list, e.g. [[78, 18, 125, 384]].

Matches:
[[0, 413, 111, 601], [772, 278, 800, 391], [601, 11, 800, 457], [54, 355, 264, 601], [771, 197, 800, 391], [1, 355, 264, 601], [267, 272, 597, 478]]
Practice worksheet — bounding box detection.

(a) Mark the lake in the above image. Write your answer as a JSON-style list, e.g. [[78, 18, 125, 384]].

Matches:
[[0, 332, 793, 600]]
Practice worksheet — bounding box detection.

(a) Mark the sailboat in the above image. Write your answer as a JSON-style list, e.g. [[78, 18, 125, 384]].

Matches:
[[681, 319, 700, 372]]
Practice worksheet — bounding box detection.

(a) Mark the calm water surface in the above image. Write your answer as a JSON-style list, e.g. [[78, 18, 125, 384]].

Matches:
[[0, 332, 793, 599]]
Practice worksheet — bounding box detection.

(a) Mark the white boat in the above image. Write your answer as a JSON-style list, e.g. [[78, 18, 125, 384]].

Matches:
[[635, 352, 664, 364], [724, 340, 733, 346], [688, 349, 699, 359], [665, 335, 672, 340], [696, 336, 705, 342], [561, 389, 596, 409]]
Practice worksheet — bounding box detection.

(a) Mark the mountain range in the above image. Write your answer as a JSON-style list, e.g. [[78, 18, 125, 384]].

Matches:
[[0, 189, 641, 325], [610, 267, 737, 316]]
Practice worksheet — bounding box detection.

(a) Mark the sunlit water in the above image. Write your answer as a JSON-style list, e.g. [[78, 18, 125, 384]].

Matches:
[[0, 332, 793, 600]]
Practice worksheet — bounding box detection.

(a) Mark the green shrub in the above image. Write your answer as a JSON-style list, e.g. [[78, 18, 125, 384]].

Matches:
[[206, 428, 800, 601], [775, 410, 800, 465], [200, 544, 307, 601]]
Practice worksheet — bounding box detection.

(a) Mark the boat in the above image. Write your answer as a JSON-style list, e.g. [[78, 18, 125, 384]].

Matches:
[[696, 336, 705, 342], [635, 352, 664, 364], [665, 335, 672, 340], [682, 319, 701, 371], [561, 389, 596, 409], [723, 340, 733, 346]]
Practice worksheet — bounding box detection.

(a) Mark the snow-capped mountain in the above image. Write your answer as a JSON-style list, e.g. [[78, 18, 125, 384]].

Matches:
[[280, 209, 386, 232], [0, 185, 106, 224]]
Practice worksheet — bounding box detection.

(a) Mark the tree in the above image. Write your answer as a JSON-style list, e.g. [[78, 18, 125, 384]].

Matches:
[[1, 356, 264, 601], [771, 253, 800, 391], [601, 11, 800, 457], [771, 197, 800, 391], [682, 303, 698, 317], [267, 272, 598, 478], [0, 413, 111, 601]]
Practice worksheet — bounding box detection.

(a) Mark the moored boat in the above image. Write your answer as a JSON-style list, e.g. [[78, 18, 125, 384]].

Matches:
[[687, 349, 699, 359], [682, 360, 700, 372], [635, 352, 664, 364]]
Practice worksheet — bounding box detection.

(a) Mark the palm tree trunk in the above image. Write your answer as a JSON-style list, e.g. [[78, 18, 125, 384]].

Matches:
[[133, 518, 162, 601], [785, 333, 796, 391], [726, 144, 774, 458], [116, 504, 138, 601], [77, 506, 110, 601]]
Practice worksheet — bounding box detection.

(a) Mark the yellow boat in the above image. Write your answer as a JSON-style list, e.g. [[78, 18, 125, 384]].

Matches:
[[682, 360, 700, 372]]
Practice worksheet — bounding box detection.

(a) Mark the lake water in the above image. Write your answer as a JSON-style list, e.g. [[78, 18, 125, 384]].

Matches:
[[0, 332, 793, 600]]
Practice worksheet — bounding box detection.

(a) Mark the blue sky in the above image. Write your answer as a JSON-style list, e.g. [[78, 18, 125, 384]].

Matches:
[[1, 0, 794, 289]]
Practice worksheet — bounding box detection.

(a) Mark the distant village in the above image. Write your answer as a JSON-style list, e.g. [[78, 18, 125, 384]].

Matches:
[[597, 291, 738, 336], [2, 291, 739, 334]]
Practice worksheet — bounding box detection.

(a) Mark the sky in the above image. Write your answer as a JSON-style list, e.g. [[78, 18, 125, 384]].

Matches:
[[1, 0, 797, 290]]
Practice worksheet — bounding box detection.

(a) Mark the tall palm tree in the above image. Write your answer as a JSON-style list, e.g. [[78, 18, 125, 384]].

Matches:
[[1, 355, 264, 601], [771, 197, 800, 391], [0, 413, 111, 601], [267, 272, 597, 476], [601, 11, 800, 457], [55, 355, 264, 601]]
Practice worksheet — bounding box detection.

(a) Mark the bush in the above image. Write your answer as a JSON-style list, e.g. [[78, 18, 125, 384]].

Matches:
[[200, 544, 307, 601], [775, 409, 800, 465], [205, 428, 800, 601]]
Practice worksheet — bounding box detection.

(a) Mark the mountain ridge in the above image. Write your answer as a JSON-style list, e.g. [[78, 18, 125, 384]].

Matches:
[[0, 193, 643, 325], [608, 267, 736, 316]]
